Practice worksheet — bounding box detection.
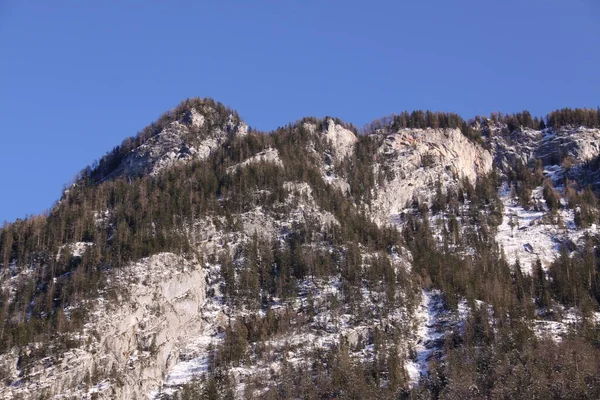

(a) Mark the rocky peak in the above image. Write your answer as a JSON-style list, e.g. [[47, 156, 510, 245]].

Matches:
[[299, 118, 358, 161], [90, 98, 247, 182]]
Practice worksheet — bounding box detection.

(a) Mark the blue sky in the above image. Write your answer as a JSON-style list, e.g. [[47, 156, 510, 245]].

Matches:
[[0, 0, 599, 222]]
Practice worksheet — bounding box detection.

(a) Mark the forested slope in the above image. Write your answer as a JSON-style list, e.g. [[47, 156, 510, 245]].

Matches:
[[1, 99, 599, 399]]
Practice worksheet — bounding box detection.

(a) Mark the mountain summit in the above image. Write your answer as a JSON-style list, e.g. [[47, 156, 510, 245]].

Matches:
[[1, 99, 600, 399], [89, 98, 248, 182]]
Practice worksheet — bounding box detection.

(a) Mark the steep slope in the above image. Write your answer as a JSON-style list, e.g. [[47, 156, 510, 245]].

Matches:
[[371, 127, 492, 223], [1, 254, 207, 399], [1, 101, 600, 399], [90, 98, 248, 182], [486, 118, 600, 173]]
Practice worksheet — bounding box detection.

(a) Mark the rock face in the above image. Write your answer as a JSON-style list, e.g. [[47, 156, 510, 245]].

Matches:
[[490, 128, 542, 172], [1, 253, 207, 399], [322, 118, 358, 162], [103, 107, 248, 181], [106, 120, 201, 179], [372, 128, 493, 223], [490, 126, 600, 172], [309, 118, 358, 194], [535, 127, 600, 165]]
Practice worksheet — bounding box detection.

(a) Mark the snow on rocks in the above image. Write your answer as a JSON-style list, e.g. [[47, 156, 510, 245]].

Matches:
[[151, 314, 226, 399], [533, 308, 600, 342], [304, 119, 357, 194], [226, 147, 283, 173], [405, 290, 468, 387], [226, 114, 248, 137], [112, 121, 199, 178], [496, 184, 599, 273], [152, 273, 419, 398], [496, 186, 561, 272], [490, 128, 544, 172], [56, 241, 93, 260], [281, 181, 338, 227], [93, 209, 111, 227], [102, 108, 248, 181], [186, 182, 339, 254], [536, 127, 600, 165], [491, 126, 600, 173], [186, 108, 205, 128]]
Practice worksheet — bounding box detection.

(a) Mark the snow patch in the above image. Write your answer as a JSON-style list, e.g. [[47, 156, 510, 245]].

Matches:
[[406, 290, 469, 387], [227, 148, 283, 173], [496, 183, 599, 273], [56, 241, 93, 261]]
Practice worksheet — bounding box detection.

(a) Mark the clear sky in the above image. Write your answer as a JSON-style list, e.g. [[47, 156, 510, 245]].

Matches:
[[0, 0, 599, 223]]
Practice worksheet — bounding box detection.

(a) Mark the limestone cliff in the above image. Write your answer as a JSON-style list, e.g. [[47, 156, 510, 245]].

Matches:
[[372, 127, 493, 223], [1, 253, 209, 399]]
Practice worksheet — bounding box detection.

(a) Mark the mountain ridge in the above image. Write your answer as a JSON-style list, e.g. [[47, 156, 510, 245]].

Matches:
[[1, 98, 600, 399]]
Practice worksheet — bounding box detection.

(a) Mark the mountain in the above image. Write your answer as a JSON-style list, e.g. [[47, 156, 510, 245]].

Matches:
[[1, 99, 600, 399]]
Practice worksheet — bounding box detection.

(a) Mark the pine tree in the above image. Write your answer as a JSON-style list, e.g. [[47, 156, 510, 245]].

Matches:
[[533, 259, 551, 309]]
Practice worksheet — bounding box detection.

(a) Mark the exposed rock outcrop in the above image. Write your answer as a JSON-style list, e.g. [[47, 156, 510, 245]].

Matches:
[[490, 128, 542, 172], [490, 126, 600, 172], [1, 253, 208, 400], [227, 147, 283, 173], [103, 107, 248, 180], [535, 127, 600, 165], [372, 128, 493, 223], [322, 118, 358, 162]]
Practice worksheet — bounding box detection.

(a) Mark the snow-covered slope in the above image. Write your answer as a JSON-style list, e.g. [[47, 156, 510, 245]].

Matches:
[[495, 184, 599, 274]]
